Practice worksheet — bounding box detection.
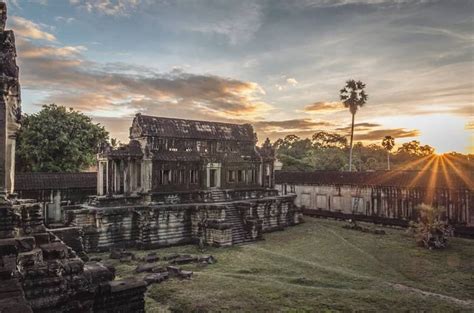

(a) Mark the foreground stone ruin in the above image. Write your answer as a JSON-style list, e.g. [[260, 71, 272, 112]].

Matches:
[[0, 198, 149, 312], [0, 3, 147, 311]]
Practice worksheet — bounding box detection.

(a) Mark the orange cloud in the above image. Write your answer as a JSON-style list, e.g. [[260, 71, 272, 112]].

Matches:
[[17, 38, 271, 120], [353, 128, 420, 141], [303, 101, 344, 114], [10, 16, 56, 41]]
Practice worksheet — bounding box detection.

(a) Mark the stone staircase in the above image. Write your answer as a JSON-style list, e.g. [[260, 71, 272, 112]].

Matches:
[[224, 204, 253, 245], [210, 189, 227, 202]]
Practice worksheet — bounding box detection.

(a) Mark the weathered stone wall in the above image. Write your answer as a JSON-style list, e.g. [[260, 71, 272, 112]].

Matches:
[[67, 193, 302, 252], [277, 183, 472, 227]]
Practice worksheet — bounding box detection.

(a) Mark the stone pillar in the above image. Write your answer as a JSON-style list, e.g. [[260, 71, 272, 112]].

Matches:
[[142, 159, 152, 193], [97, 160, 104, 195], [123, 159, 129, 195], [0, 2, 21, 198], [107, 160, 113, 196]]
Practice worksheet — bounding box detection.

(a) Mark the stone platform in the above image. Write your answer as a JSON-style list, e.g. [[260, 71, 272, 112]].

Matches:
[[65, 189, 302, 252]]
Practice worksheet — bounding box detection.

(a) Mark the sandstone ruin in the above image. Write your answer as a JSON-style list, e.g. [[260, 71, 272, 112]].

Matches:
[[66, 115, 303, 251], [0, 3, 147, 311]]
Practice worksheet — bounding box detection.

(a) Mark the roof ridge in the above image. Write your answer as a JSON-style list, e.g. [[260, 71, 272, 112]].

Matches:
[[137, 113, 251, 127]]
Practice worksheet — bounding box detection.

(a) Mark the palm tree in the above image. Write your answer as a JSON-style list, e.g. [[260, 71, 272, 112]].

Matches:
[[381, 136, 395, 170], [340, 80, 368, 171]]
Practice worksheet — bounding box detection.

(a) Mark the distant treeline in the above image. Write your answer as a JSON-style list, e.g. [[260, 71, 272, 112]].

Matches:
[[273, 131, 473, 172]]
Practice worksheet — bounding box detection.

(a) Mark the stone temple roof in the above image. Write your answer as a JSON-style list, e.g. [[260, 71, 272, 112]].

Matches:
[[275, 170, 474, 190], [131, 114, 256, 142]]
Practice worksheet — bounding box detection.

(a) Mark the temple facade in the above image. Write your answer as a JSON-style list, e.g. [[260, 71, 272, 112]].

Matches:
[[96, 114, 275, 196], [67, 115, 302, 251]]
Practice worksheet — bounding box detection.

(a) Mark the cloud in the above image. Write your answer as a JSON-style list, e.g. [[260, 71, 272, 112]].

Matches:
[[182, 1, 263, 45], [250, 119, 334, 143], [335, 122, 381, 132], [286, 78, 298, 86], [297, 0, 434, 8], [303, 101, 345, 114], [254, 119, 333, 133], [276, 77, 300, 91], [17, 38, 271, 120], [413, 105, 473, 117], [334, 122, 418, 141], [353, 128, 420, 141], [69, 0, 141, 16], [55, 16, 76, 23], [10, 16, 56, 41], [19, 41, 86, 58]]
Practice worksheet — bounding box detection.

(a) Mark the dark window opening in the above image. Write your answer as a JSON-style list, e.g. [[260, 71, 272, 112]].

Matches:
[[237, 170, 243, 183], [190, 170, 198, 184], [160, 170, 171, 185], [228, 170, 235, 182]]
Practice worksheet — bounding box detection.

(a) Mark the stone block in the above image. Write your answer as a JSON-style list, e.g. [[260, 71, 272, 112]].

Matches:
[[198, 255, 217, 264], [33, 233, 50, 246], [135, 263, 158, 273], [106, 278, 147, 294], [170, 255, 198, 265], [39, 242, 68, 260], [166, 266, 193, 279], [83, 262, 115, 286], [143, 272, 168, 285], [144, 252, 159, 263], [17, 248, 43, 268]]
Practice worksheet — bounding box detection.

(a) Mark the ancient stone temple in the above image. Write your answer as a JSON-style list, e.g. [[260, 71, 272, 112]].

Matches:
[[67, 115, 302, 251], [0, 3, 147, 312]]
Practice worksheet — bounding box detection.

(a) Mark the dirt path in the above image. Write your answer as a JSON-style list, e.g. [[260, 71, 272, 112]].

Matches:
[[244, 245, 376, 281], [389, 283, 474, 307]]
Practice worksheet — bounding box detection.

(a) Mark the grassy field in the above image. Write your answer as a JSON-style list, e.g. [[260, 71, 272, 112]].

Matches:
[[92, 217, 474, 312]]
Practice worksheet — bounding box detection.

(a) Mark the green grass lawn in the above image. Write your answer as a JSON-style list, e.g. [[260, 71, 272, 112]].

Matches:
[[92, 217, 474, 312]]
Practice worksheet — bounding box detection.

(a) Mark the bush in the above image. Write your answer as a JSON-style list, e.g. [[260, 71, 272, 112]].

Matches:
[[409, 204, 452, 249]]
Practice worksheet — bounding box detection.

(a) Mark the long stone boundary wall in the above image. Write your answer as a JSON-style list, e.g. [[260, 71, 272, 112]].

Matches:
[[277, 183, 473, 238]]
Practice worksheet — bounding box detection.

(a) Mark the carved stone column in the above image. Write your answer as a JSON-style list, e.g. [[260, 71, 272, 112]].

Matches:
[[0, 2, 21, 199]]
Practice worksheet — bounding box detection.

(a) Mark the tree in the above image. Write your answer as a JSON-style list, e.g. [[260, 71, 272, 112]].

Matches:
[[312, 131, 348, 149], [16, 104, 109, 172], [397, 140, 434, 157], [340, 80, 368, 171], [381, 136, 395, 170], [408, 204, 451, 250]]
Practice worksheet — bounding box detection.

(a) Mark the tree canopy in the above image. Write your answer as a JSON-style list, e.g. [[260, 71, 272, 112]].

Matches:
[[340, 79, 368, 171], [16, 104, 109, 172], [271, 131, 458, 172]]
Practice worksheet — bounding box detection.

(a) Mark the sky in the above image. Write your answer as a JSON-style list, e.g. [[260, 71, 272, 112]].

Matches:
[[4, 0, 474, 153]]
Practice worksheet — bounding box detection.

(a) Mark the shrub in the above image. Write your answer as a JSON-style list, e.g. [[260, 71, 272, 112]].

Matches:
[[409, 204, 452, 249]]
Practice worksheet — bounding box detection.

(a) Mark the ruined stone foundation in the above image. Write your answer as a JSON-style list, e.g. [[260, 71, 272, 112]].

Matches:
[[0, 198, 147, 312], [67, 189, 302, 252]]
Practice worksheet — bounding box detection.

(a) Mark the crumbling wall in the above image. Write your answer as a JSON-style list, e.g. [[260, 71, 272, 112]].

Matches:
[[0, 200, 147, 312]]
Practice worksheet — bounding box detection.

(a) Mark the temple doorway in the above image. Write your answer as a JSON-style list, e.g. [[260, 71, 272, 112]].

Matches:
[[209, 169, 217, 188], [206, 163, 221, 188]]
